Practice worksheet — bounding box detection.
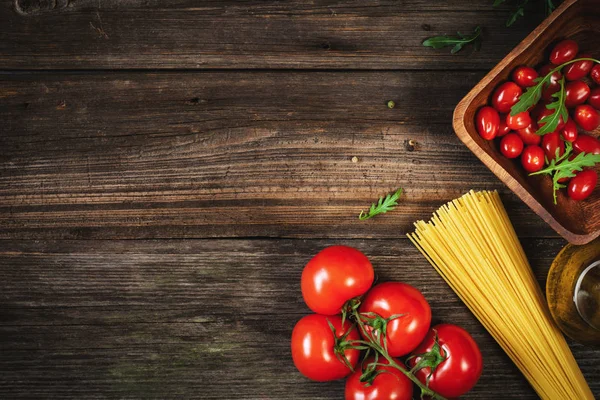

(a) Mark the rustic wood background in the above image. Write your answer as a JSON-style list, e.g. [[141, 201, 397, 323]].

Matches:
[[1, 0, 598, 398]]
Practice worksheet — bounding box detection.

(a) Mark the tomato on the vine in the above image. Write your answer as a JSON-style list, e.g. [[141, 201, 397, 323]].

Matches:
[[549, 39, 579, 65], [359, 282, 431, 357], [512, 66, 538, 87], [291, 314, 360, 382], [521, 145, 545, 173], [301, 246, 374, 315], [492, 82, 522, 114], [500, 133, 524, 159], [574, 105, 600, 131], [568, 170, 598, 201], [564, 53, 593, 81], [565, 81, 590, 108], [476, 106, 500, 140], [345, 357, 413, 400]]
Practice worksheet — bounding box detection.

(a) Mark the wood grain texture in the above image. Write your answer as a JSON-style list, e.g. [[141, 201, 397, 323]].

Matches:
[[0, 0, 544, 70], [0, 71, 558, 239], [1, 238, 598, 399]]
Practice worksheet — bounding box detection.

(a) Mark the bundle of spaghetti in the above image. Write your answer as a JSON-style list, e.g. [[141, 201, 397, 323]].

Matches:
[[408, 190, 592, 400]]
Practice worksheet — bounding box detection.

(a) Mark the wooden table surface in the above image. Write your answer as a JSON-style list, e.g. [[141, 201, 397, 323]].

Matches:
[[1, 1, 599, 398]]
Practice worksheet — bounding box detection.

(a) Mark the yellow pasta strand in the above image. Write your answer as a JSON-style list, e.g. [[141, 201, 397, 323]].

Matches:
[[408, 190, 593, 400]]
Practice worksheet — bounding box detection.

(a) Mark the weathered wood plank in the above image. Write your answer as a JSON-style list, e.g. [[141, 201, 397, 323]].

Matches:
[[0, 238, 598, 399], [0, 71, 558, 239], [0, 0, 543, 70]]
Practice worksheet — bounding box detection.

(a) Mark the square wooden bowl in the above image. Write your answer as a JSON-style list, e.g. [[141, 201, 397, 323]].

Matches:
[[453, 0, 600, 245]]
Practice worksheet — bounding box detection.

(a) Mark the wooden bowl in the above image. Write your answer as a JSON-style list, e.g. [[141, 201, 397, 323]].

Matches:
[[453, 0, 600, 245]]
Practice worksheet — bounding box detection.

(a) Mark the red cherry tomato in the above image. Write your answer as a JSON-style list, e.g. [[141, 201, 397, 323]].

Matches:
[[301, 246, 374, 315], [564, 53, 593, 81], [568, 170, 598, 201], [359, 282, 431, 357], [507, 111, 531, 130], [561, 118, 578, 142], [588, 87, 600, 110], [476, 106, 500, 140], [500, 133, 524, 159], [512, 66, 539, 87], [407, 324, 483, 398], [574, 104, 600, 131], [565, 81, 591, 108], [573, 134, 600, 155], [291, 314, 360, 381], [538, 65, 562, 102], [542, 131, 565, 161], [591, 64, 600, 85], [537, 107, 565, 132], [549, 39, 579, 65], [521, 145, 545, 173], [557, 155, 576, 184], [517, 123, 541, 145], [345, 357, 413, 400], [492, 82, 522, 114], [498, 118, 511, 137]]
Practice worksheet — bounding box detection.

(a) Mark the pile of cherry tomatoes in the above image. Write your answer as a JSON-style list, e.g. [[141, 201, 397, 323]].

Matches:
[[291, 245, 483, 400], [476, 39, 600, 201]]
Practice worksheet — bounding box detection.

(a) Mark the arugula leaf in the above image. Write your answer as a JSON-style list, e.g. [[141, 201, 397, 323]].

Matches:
[[422, 26, 482, 54], [530, 142, 600, 204], [510, 76, 546, 116], [535, 76, 568, 136], [506, 1, 528, 27], [359, 188, 403, 220]]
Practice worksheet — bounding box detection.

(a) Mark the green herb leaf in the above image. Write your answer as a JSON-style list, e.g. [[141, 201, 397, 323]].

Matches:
[[359, 188, 403, 220], [535, 76, 568, 136], [493, 0, 506, 6], [506, 2, 527, 27], [510, 76, 545, 116], [530, 142, 600, 204], [422, 26, 482, 54]]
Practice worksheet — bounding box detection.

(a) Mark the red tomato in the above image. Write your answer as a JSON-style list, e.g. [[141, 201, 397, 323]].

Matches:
[[589, 87, 600, 110], [573, 134, 600, 155], [521, 145, 545, 173], [517, 123, 541, 145], [407, 324, 483, 398], [549, 39, 579, 65], [592, 65, 600, 85], [291, 314, 360, 381], [557, 155, 576, 184], [542, 131, 565, 161], [561, 118, 578, 142], [512, 66, 538, 87], [301, 246, 374, 315], [564, 53, 593, 81], [537, 107, 565, 132], [565, 81, 591, 108], [476, 106, 500, 140], [574, 104, 600, 131], [568, 170, 598, 201], [498, 118, 511, 137], [492, 82, 522, 114], [359, 282, 431, 357], [506, 111, 531, 130], [500, 133, 524, 159], [538, 65, 562, 102], [345, 357, 413, 400]]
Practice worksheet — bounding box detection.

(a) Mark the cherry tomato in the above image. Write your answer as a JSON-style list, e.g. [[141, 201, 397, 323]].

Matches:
[[476, 106, 500, 140], [291, 314, 360, 381], [492, 82, 522, 114], [591, 64, 600, 85], [561, 118, 578, 142], [345, 357, 413, 400], [568, 170, 598, 201], [512, 66, 538, 87], [517, 123, 541, 145], [537, 107, 565, 132], [506, 111, 531, 130], [359, 282, 431, 357], [521, 145, 545, 173], [573, 134, 600, 155], [407, 324, 483, 398], [538, 65, 562, 102], [542, 131, 565, 161], [498, 118, 511, 137], [500, 133, 524, 158], [574, 104, 600, 131], [565, 81, 591, 108], [301, 246, 374, 315], [557, 155, 576, 184], [564, 53, 593, 81], [549, 39, 579, 65], [588, 87, 600, 110]]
